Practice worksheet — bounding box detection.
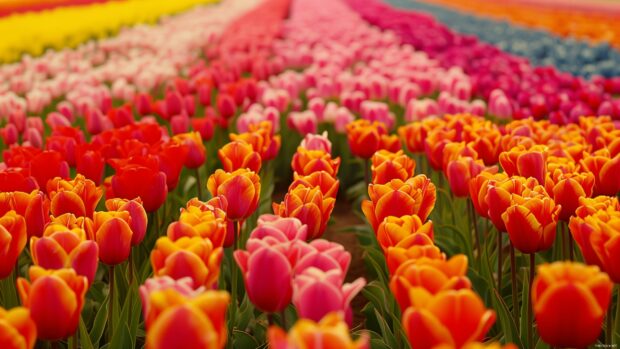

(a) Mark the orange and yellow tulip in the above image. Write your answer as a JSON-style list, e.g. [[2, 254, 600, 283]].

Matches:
[[446, 157, 493, 198], [468, 171, 508, 218], [218, 141, 262, 173], [402, 289, 495, 349], [580, 150, 620, 196], [207, 169, 261, 221], [268, 312, 369, 349], [92, 211, 133, 265], [172, 131, 206, 169], [230, 121, 281, 161], [485, 176, 541, 232], [167, 202, 227, 248], [273, 185, 336, 239], [386, 236, 444, 275], [499, 145, 547, 184], [0, 210, 27, 278], [17, 266, 88, 341], [151, 236, 223, 289], [144, 289, 229, 349], [0, 306, 37, 349], [346, 119, 400, 159], [291, 148, 341, 177], [544, 169, 595, 221], [532, 262, 613, 348], [0, 190, 50, 238], [370, 150, 416, 184], [290, 171, 340, 199], [376, 214, 433, 252], [105, 198, 148, 246], [362, 175, 436, 232], [47, 174, 103, 218]]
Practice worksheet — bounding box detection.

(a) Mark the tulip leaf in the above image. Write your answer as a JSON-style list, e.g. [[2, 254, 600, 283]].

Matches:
[[79, 317, 95, 349], [232, 329, 260, 349], [369, 338, 392, 349], [236, 294, 254, 331], [109, 322, 131, 349], [519, 268, 530, 347], [363, 249, 389, 286], [111, 282, 138, 348], [373, 308, 398, 349], [492, 288, 523, 347], [362, 281, 390, 316], [89, 293, 108, 348]]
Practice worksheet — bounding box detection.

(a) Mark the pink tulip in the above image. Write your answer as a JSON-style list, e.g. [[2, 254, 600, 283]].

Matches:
[[295, 239, 351, 275], [288, 111, 317, 135], [253, 214, 308, 243], [299, 132, 332, 153], [293, 267, 365, 325], [308, 97, 326, 122]]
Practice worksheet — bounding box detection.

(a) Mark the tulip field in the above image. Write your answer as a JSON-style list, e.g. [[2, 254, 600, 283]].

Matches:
[[1, 0, 620, 348]]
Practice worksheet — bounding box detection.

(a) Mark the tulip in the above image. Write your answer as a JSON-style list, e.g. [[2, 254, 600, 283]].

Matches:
[[398, 121, 437, 154], [0, 306, 37, 349], [485, 176, 541, 232], [30, 230, 99, 284], [0, 190, 49, 239], [532, 262, 613, 348], [0, 211, 27, 278], [580, 151, 620, 196], [105, 198, 148, 246], [47, 174, 102, 218], [376, 215, 433, 252], [290, 171, 340, 199], [499, 145, 547, 184], [0, 169, 37, 193], [145, 289, 229, 349], [111, 164, 167, 213], [293, 268, 366, 325], [207, 169, 261, 221], [295, 239, 352, 275], [545, 170, 595, 221], [346, 119, 400, 159], [362, 175, 436, 232], [139, 277, 206, 329], [234, 242, 294, 312], [468, 171, 508, 218], [291, 148, 341, 177], [151, 236, 223, 289], [28, 150, 70, 190], [216, 93, 236, 119], [299, 131, 332, 153], [502, 192, 561, 254], [230, 121, 281, 161], [191, 117, 215, 142], [390, 255, 471, 310], [273, 185, 335, 239], [17, 266, 88, 341], [168, 203, 227, 248], [217, 141, 262, 173], [157, 142, 189, 191], [446, 157, 493, 198], [93, 211, 134, 265], [371, 150, 416, 184], [253, 214, 308, 243], [288, 110, 318, 135], [268, 312, 369, 349], [401, 289, 495, 349], [172, 132, 206, 169], [75, 145, 105, 185], [424, 129, 456, 170], [436, 343, 517, 349]]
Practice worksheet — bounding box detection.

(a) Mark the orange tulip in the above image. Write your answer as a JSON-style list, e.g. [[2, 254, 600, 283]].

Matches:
[[386, 235, 444, 275], [390, 255, 470, 310], [544, 169, 595, 221], [485, 176, 541, 232], [371, 150, 416, 184], [398, 122, 428, 153], [171, 131, 206, 169], [290, 171, 340, 199], [217, 141, 262, 173], [273, 185, 335, 239], [532, 262, 613, 348], [167, 203, 227, 248], [446, 157, 493, 198], [47, 174, 103, 218], [346, 119, 400, 159], [92, 211, 133, 265], [580, 150, 620, 196], [105, 198, 148, 246], [499, 145, 547, 184], [424, 129, 456, 170], [376, 214, 433, 252], [268, 312, 369, 349], [468, 171, 508, 218], [0, 211, 27, 278], [0, 190, 50, 238], [291, 148, 341, 177], [468, 128, 502, 166], [151, 236, 223, 288], [502, 191, 560, 254], [145, 289, 229, 349], [207, 169, 260, 221], [0, 306, 37, 349], [17, 266, 88, 341], [442, 142, 478, 173], [30, 227, 99, 284], [402, 289, 495, 349], [362, 175, 436, 232], [230, 121, 281, 161]]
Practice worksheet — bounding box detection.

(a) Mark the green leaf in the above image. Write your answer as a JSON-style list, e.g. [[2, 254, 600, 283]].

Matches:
[[373, 308, 398, 349], [519, 268, 530, 346], [232, 330, 260, 349], [79, 317, 95, 349], [89, 293, 109, 348], [491, 288, 523, 347], [110, 282, 138, 348], [109, 323, 131, 349]]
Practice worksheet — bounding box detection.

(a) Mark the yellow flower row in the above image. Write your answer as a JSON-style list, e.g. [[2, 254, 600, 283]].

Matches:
[[0, 0, 219, 63]]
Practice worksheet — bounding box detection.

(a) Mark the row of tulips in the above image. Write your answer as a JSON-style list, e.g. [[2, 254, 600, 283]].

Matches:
[[348, 0, 620, 123], [423, 0, 620, 50]]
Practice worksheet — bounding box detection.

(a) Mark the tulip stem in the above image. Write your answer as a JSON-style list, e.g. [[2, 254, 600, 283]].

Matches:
[[280, 310, 287, 330], [195, 168, 203, 200], [608, 300, 613, 345], [128, 251, 134, 285], [567, 223, 574, 261], [614, 287, 620, 344], [108, 265, 115, 341], [510, 244, 519, 325], [497, 231, 503, 292], [73, 330, 78, 349], [229, 221, 240, 343], [529, 253, 535, 349], [468, 199, 481, 261]]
